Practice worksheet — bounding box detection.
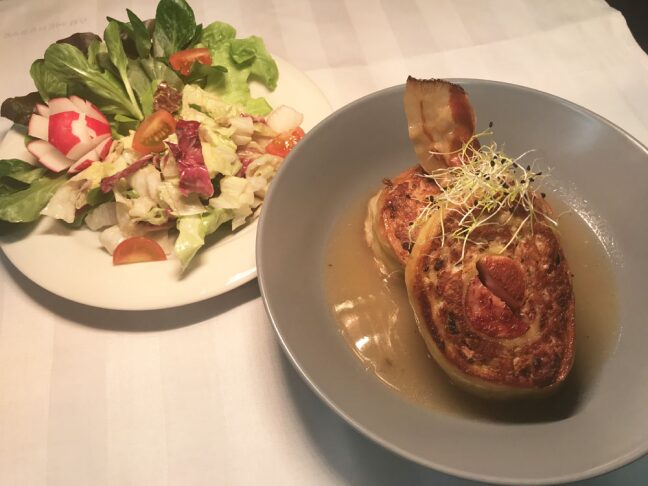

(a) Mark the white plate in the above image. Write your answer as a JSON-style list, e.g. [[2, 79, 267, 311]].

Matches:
[[0, 57, 332, 310]]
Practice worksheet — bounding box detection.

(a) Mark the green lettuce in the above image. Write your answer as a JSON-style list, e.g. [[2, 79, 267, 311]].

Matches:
[[199, 22, 277, 115], [153, 0, 198, 57], [0, 159, 46, 184], [174, 208, 232, 268], [0, 160, 66, 223]]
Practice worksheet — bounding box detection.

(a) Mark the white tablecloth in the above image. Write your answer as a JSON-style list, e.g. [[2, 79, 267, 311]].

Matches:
[[1, 1, 647, 484]]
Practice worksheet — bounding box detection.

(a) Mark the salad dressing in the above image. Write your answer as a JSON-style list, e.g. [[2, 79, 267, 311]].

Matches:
[[325, 192, 619, 422]]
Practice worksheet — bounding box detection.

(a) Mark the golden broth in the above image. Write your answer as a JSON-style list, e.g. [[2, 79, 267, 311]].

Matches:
[[325, 190, 619, 422]]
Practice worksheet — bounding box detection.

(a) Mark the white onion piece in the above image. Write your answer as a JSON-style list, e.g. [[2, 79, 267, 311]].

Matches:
[[229, 116, 254, 146], [85, 202, 118, 231], [266, 105, 303, 134], [99, 225, 125, 255]]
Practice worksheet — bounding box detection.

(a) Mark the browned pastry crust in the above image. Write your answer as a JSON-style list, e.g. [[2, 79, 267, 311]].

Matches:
[[365, 166, 440, 272], [405, 202, 575, 397]]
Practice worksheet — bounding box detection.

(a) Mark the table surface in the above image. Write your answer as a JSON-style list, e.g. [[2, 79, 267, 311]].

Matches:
[[1, 1, 648, 485]]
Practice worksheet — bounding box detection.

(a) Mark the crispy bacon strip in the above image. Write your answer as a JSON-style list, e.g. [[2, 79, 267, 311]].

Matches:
[[403, 76, 477, 173]]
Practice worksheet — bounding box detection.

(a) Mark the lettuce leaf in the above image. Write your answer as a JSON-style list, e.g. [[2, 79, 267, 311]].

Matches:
[[104, 21, 144, 120], [127, 57, 184, 116], [43, 43, 144, 121], [199, 23, 276, 115], [0, 159, 46, 184], [153, 0, 197, 57], [0, 92, 45, 126], [174, 208, 231, 268], [230, 36, 278, 89], [209, 175, 264, 230], [200, 21, 236, 47], [200, 130, 240, 176], [0, 174, 66, 223]]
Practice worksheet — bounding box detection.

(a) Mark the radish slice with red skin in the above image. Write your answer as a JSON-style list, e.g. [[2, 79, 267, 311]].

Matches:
[[98, 138, 112, 159], [66, 133, 109, 160], [47, 97, 79, 115], [67, 96, 111, 137], [27, 140, 73, 172], [68, 158, 95, 174], [25, 95, 114, 173], [28, 114, 49, 140], [86, 102, 109, 125], [85, 116, 111, 138], [68, 151, 99, 174], [70, 114, 93, 144], [69, 95, 110, 125], [48, 111, 82, 154], [68, 95, 89, 114], [35, 104, 50, 117], [68, 136, 113, 174], [49, 111, 106, 157]]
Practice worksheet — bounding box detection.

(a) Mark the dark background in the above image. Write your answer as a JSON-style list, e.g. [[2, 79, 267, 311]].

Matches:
[[607, 0, 648, 53]]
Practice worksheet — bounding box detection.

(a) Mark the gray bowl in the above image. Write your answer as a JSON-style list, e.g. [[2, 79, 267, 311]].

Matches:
[[256, 80, 648, 484]]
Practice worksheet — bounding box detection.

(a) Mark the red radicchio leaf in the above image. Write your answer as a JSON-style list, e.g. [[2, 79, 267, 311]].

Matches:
[[236, 157, 254, 177], [167, 120, 214, 198], [100, 154, 154, 193]]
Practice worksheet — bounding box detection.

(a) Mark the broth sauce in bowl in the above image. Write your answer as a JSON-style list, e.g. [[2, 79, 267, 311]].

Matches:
[[325, 190, 619, 422]]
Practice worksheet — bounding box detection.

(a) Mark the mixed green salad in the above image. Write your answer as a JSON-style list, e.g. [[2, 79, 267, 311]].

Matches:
[[0, 0, 305, 268]]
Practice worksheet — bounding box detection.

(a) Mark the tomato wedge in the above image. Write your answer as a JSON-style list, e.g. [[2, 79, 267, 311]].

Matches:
[[169, 48, 212, 76], [132, 110, 176, 154], [113, 237, 167, 265], [265, 127, 305, 158]]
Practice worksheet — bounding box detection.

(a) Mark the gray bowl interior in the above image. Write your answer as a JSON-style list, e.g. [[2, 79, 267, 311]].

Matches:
[[257, 80, 648, 484]]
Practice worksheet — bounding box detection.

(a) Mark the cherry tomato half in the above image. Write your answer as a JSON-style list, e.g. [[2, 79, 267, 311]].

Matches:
[[265, 127, 305, 158], [113, 236, 167, 265], [132, 110, 176, 154], [169, 48, 212, 76]]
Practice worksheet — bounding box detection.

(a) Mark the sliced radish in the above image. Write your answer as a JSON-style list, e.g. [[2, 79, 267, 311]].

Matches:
[[69, 95, 110, 125], [68, 95, 89, 114], [48, 97, 79, 116], [68, 136, 111, 174], [28, 114, 49, 140], [35, 103, 50, 117], [48, 111, 82, 154], [24, 96, 114, 173], [85, 102, 110, 125], [27, 140, 73, 172], [68, 152, 99, 174], [67, 133, 110, 160], [70, 114, 93, 145], [96, 137, 113, 160], [85, 115, 111, 138]]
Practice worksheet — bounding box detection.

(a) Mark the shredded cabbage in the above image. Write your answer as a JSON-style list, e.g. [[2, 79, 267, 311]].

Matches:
[[85, 202, 118, 230], [175, 208, 232, 268]]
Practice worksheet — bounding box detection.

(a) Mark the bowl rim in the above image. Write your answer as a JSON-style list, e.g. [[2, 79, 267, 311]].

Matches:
[[257, 78, 648, 485]]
